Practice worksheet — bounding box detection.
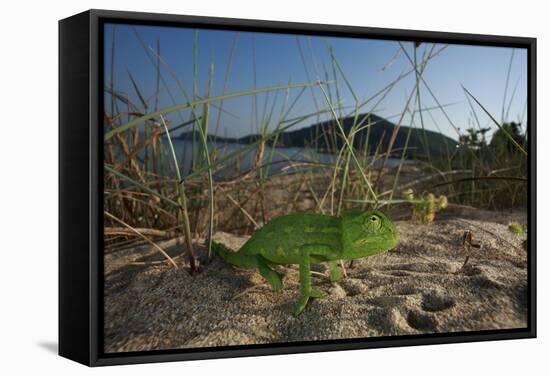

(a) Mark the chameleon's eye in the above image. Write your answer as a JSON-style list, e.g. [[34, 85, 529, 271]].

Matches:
[[364, 214, 382, 233]]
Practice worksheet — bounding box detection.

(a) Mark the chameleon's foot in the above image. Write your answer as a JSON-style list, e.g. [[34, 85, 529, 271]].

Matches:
[[330, 267, 344, 283], [268, 274, 284, 291], [309, 289, 328, 298], [293, 290, 327, 316], [293, 295, 309, 316], [328, 260, 344, 283], [257, 256, 284, 291]]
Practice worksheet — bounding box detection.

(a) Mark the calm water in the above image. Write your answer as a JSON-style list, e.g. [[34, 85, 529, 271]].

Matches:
[[156, 139, 408, 180]]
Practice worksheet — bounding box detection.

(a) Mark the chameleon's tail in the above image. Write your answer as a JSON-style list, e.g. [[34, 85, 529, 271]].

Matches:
[[211, 240, 252, 268]]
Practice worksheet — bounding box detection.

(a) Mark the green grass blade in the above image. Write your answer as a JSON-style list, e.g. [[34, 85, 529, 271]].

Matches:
[[318, 83, 377, 201], [160, 115, 197, 272], [197, 63, 216, 257], [462, 85, 527, 156], [104, 164, 181, 208], [127, 69, 148, 110], [104, 82, 323, 141]]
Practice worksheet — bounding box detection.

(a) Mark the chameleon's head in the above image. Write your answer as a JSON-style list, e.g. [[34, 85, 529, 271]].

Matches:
[[340, 209, 400, 260]]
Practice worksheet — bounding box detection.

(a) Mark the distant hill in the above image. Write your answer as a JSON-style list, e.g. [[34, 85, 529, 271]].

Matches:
[[178, 113, 458, 159]]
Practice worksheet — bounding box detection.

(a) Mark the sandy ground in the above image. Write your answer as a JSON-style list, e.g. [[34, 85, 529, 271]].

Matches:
[[103, 205, 528, 353]]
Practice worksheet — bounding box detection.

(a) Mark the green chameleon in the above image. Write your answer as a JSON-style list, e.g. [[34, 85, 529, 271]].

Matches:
[[212, 209, 399, 316]]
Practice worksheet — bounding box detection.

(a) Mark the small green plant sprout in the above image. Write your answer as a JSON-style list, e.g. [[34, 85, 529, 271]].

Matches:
[[508, 222, 525, 235], [403, 189, 448, 224], [403, 189, 415, 201]]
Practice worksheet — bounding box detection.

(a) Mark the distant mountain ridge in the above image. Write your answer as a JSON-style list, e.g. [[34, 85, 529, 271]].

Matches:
[[178, 113, 458, 159]]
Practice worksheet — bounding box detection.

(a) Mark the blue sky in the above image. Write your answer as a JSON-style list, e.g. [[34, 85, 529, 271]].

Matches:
[[104, 23, 527, 141]]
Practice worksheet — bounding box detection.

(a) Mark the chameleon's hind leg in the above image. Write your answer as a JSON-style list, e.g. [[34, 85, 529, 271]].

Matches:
[[328, 260, 344, 283], [256, 255, 283, 291]]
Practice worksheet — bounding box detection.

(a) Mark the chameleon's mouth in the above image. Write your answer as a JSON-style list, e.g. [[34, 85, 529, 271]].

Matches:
[[355, 238, 369, 246], [353, 231, 399, 250]]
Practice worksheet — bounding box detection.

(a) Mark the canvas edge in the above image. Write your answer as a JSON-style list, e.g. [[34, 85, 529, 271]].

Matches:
[[59, 9, 93, 366]]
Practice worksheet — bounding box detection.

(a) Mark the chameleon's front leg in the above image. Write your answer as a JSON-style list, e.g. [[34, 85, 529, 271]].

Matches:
[[294, 247, 328, 316]]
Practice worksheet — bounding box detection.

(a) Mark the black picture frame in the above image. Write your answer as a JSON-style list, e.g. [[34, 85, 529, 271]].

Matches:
[[59, 9, 537, 367]]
